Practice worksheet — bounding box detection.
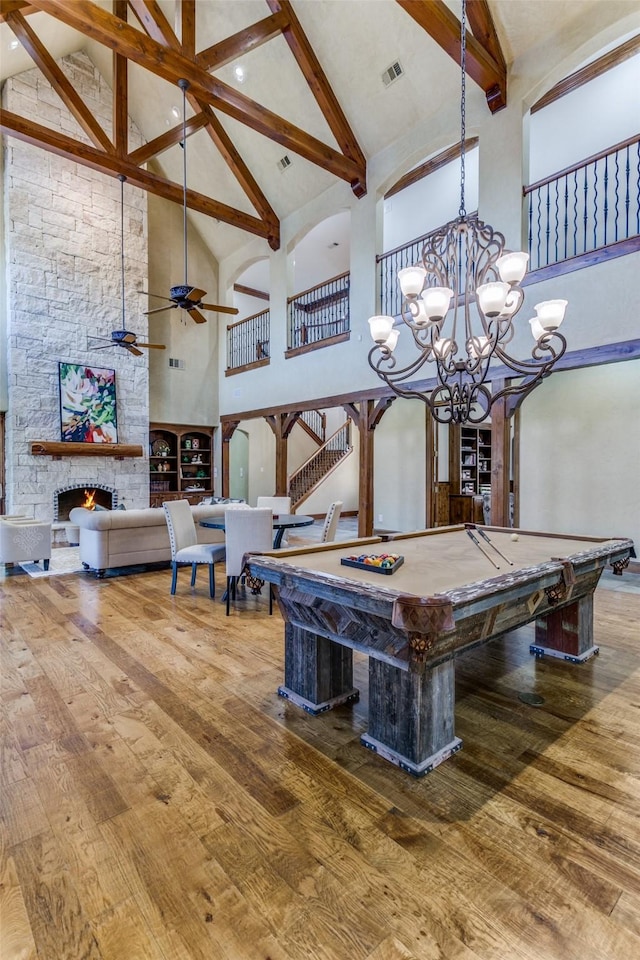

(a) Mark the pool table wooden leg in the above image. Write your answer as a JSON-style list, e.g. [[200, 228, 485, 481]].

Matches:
[[530, 592, 599, 663], [278, 623, 359, 715], [361, 659, 462, 776]]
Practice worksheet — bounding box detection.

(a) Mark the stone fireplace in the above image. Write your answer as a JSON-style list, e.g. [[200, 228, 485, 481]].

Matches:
[[54, 483, 119, 522], [2, 52, 150, 521]]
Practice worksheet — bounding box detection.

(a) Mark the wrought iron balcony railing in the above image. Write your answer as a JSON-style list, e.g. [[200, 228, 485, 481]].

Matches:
[[524, 135, 640, 271], [287, 272, 350, 351], [226, 309, 270, 374]]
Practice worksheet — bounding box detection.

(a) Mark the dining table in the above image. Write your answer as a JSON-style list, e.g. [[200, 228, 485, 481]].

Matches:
[[199, 512, 315, 549]]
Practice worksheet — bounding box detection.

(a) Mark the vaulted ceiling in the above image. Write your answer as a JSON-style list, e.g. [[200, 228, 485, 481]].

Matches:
[[1, 1, 636, 263]]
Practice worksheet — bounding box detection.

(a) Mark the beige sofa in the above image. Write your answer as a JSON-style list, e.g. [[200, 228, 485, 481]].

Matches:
[[69, 503, 226, 577]]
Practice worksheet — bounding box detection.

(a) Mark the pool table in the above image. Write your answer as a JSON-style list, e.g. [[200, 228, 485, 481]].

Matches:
[[246, 525, 634, 776]]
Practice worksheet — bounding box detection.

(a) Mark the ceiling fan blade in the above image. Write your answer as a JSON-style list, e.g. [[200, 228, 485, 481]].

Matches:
[[136, 342, 166, 350], [93, 343, 116, 350], [200, 304, 240, 315], [184, 287, 207, 303], [144, 305, 176, 315], [124, 344, 143, 356], [141, 290, 177, 303], [188, 307, 208, 324]]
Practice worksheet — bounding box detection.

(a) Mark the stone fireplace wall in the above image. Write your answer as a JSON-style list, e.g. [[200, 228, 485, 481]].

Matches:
[[3, 52, 150, 520]]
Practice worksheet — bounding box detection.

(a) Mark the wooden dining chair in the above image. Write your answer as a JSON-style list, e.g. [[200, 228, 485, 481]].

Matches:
[[163, 499, 226, 598]]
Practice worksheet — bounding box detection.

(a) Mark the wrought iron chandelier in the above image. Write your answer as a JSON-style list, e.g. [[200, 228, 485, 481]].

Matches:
[[367, 0, 567, 425]]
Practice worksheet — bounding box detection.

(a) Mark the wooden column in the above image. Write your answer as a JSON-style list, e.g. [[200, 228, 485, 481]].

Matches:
[[220, 420, 240, 498], [490, 382, 512, 527], [344, 398, 395, 537], [425, 409, 436, 528], [266, 412, 299, 497]]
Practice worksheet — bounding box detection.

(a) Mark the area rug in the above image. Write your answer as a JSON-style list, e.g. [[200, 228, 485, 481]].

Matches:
[[19, 547, 84, 578]]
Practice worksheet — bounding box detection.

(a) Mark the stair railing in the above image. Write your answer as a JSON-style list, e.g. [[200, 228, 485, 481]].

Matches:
[[289, 419, 352, 507], [298, 409, 326, 444]]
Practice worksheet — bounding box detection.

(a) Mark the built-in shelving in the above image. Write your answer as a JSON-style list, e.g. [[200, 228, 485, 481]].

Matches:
[[459, 426, 492, 496], [149, 423, 214, 506]]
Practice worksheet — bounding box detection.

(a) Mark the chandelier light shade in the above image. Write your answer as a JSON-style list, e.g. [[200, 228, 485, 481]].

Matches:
[[367, 1, 567, 425]]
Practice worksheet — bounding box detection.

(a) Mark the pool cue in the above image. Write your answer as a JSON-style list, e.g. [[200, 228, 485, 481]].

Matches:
[[466, 528, 500, 569], [474, 526, 514, 566]]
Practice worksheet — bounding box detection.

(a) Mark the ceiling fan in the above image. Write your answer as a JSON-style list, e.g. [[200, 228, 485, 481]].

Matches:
[[92, 329, 166, 357], [143, 79, 239, 325], [91, 174, 166, 357]]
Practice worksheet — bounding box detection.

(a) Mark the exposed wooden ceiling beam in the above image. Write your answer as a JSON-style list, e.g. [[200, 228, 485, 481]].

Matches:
[[29, 0, 364, 188], [179, 0, 195, 58], [0, 108, 275, 244], [6, 9, 114, 152], [113, 0, 128, 158], [0, 1, 37, 20], [127, 112, 210, 165], [128, 0, 279, 245], [466, 0, 506, 79], [395, 0, 507, 113], [196, 11, 288, 71], [265, 0, 366, 195], [192, 102, 280, 243]]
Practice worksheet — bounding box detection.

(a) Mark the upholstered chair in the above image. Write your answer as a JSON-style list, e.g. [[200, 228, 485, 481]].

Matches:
[[223, 507, 274, 615], [287, 500, 343, 547], [256, 496, 291, 515], [163, 499, 225, 598], [0, 519, 52, 570], [320, 501, 343, 543]]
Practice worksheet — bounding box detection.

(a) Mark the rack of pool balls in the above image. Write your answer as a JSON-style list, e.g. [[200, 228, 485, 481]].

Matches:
[[341, 552, 404, 575]]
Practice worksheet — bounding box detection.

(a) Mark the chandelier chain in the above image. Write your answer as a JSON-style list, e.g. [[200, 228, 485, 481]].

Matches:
[[459, 0, 467, 219]]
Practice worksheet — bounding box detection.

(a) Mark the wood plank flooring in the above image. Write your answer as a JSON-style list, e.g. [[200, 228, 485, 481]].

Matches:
[[1, 559, 639, 960]]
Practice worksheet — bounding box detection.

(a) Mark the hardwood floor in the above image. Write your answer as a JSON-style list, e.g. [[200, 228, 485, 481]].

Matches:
[[1, 559, 639, 960]]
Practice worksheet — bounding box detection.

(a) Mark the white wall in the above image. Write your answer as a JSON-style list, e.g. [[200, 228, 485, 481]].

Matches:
[[373, 397, 427, 532], [529, 54, 640, 183], [383, 147, 479, 252], [519, 360, 640, 552], [148, 191, 220, 426]]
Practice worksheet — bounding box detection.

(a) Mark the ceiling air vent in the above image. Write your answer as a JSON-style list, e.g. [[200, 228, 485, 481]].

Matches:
[[382, 60, 404, 87], [277, 154, 292, 172], [169, 357, 185, 370]]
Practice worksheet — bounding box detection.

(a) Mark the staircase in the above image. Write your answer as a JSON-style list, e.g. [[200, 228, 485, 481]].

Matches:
[[289, 419, 352, 509], [297, 409, 326, 445]]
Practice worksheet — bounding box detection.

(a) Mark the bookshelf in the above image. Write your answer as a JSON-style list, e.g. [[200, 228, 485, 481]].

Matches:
[[149, 423, 215, 506]]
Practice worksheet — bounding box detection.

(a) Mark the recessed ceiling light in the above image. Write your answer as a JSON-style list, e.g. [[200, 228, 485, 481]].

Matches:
[[234, 65, 246, 83], [171, 105, 180, 119], [10, 39, 20, 50]]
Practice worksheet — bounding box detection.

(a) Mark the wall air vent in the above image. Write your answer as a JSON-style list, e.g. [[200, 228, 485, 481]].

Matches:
[[382, 60, 404, 87], [277, 154, 292, 172], [169, 357, 185, 370]]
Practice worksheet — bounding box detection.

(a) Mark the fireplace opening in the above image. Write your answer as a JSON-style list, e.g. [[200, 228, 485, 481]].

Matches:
[[54, 484, 118, 521]]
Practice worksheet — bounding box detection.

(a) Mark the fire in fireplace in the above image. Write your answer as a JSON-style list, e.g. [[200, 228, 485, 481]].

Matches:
[[54, 484, 118, 521]]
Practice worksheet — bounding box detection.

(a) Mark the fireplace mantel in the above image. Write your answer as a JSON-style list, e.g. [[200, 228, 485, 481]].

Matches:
[[30, 441, 144, 459]]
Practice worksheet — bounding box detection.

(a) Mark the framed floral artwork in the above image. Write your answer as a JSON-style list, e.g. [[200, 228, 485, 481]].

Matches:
[[58, 362, 118, 443]]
